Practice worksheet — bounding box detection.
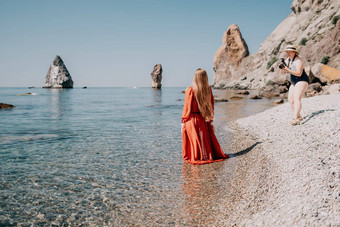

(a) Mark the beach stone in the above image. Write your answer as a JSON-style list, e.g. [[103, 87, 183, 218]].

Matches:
[[280, 93, 288, 99], [43, 55, 73, 88], [230, 96, 243, 100], [274, 99, 284, 104], [235, 81, 251, 90], [305, 90, 318, 97], [308, 82, 322, 93], [250, 95, 262, 100], [266, 73, 288, 87], [214, 98, 228, 103], [37, 213, 44, 219], [279, 86, 289, 94], [151, 64, 162, 89], [323, 84, 340, 94], [16, 93, 37, 96], [311, 63, 340, 84], [0, 103, 15, 109], [237, 90, 250, 95]]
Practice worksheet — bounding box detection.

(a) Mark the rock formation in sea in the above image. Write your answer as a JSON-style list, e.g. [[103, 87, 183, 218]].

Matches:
[[151, 64, 162, 89], [213, 0, 340, 98], [0, 103, 15, 109], [43, 55, 74, 88]]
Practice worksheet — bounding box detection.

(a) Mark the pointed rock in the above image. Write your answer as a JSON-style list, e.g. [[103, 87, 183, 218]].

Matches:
[[212, 0, 340, 93], [43, 56, 73, 88], [213, 24, 249, 87], [151, 64, 162, 89]]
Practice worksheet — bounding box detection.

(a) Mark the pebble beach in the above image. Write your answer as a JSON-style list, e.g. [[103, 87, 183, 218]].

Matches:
[[222, 93, 340, 226]]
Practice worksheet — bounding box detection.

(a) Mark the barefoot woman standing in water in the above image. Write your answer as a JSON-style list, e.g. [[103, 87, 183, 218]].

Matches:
[[181, 68, 229, 164], [280, 45, 309, 125]]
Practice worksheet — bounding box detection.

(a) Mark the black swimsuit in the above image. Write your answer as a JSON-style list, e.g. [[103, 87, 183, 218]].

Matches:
[[288, 56, 310, 85]]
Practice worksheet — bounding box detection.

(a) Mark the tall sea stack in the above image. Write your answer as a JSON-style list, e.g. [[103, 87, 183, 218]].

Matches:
[[43, 55, 73, 88], [151, 64, 162, 89]]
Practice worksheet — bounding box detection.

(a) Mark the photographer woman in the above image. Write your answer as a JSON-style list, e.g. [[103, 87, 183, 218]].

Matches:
[[181, 68, 229, 164], [280, 45, 309, 126]]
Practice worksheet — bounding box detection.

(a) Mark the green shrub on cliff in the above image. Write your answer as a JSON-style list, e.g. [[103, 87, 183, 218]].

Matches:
[[265, 79, 274, 86], [299, 37, 308, 46], [331, 15, 340, 25], [291, 6, 296, 14], [321, 56, 330, 64], [267, 57, 278, 69]]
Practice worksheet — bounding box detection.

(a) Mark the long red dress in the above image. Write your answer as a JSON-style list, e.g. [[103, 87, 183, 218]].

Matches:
[[181, 87, 229, 165]]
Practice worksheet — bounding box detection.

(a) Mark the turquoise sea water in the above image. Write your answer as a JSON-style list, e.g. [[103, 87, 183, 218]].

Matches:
[[0, 87, 274, 226]]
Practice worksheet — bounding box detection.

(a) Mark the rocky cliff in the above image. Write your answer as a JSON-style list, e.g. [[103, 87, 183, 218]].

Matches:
[[43, 56, 73, 88], [213, 0, 340, 95], [213, 24, 249, 84], [151, 64, 163, 89]]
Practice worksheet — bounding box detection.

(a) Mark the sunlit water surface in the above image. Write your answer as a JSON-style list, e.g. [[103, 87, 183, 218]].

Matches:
[[0, 87, 276, 226]]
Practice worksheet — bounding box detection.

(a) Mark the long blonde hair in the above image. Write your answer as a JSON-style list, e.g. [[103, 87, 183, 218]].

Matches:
[[192, 68, 214, 121]]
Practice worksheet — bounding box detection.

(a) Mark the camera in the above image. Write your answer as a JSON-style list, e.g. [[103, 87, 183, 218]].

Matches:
[[278, 58, 287, 69]]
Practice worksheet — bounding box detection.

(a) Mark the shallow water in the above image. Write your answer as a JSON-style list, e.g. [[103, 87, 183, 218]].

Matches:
[[0, 87, 276, 226]]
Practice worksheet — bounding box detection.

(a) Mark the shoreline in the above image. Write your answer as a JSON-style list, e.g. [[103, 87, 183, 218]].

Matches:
[[223, 94, 340, 226]]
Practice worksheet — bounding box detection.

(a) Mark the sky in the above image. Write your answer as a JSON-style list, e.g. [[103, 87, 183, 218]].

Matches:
[[0, 0, 292, 87]]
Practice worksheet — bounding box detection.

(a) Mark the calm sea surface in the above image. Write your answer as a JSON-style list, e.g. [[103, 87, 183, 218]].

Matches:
[[0, 87, 275, 226]]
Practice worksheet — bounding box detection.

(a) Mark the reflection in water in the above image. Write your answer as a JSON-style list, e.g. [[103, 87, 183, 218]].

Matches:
[[152, 88, 162, 104], [152, 88, 162, 117], [49, 89, 72, 120], [181, 162, 227, 226], [48, 89, 73, 139], [213, 89, 276, 122]]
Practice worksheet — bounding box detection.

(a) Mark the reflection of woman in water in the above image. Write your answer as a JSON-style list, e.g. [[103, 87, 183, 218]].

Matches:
[[181, 68, 229, 165], [181, 163, 226, 225], [280, 45, 309, 125]]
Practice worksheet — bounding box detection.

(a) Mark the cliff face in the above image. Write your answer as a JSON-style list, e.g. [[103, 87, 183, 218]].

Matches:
[[43, 56, 73, 88], [213, 0, 340, 90], [213, 24, 249, 86]]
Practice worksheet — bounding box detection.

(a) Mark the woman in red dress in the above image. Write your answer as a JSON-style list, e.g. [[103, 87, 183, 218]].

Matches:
[[181, 68, 229, 165]]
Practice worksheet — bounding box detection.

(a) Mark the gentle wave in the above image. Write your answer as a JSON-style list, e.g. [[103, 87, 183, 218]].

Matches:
[[0, 134, 59, 144]]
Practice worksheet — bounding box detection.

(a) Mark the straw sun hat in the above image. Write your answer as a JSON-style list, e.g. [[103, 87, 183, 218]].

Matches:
[[282, 45, 299, 54]]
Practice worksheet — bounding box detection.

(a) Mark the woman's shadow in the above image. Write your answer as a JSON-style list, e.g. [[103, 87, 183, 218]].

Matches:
[[225, 109, 336, 157], [301, 109, 335, 124], [227, 141, 262, 158]]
